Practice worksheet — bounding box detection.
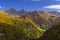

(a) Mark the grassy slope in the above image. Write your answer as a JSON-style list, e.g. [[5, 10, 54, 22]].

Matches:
[[36, 23, 60, 40], [0, 11, 44, 40]]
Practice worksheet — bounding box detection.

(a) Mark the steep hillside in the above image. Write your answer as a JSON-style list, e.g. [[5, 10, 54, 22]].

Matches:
[[36, 22, 60, 40], [21, 11, 58, 30], [55, 17, 60, 24], [0, 11, 44, 40]]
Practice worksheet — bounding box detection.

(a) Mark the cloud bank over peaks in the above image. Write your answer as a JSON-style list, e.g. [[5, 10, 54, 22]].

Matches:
[[43, 5, 60, 9]]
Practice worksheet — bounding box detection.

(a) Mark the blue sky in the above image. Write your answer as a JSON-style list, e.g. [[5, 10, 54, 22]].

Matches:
[[0, 0, 60, 12], [0, 0, 24, 10]]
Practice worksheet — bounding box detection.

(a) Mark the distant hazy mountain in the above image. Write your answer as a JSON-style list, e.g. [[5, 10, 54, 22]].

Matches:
[[4, 8, 18, 15], [4, 8, 27, 17], [49, 11, 60, 16], [18, 9, 27, 15]]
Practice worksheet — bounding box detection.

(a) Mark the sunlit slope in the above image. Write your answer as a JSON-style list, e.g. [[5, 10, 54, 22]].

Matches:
[[0, 11, 44, 40], [26, 18, 45, 31]]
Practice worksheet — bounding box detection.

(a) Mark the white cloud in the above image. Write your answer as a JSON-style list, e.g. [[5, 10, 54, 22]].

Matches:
[[0, 6, 2, 8], [43, 5, 60, 9], [32, 0, 40, 1]]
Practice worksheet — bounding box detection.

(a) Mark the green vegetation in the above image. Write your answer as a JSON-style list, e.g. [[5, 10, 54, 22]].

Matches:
[[0, 11, 44, 40], [36, 22, 60, 40]]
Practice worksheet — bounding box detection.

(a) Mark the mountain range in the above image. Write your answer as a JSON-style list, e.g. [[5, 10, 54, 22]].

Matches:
[[0, 8, 60, 40], [4, 8, 60, 30]]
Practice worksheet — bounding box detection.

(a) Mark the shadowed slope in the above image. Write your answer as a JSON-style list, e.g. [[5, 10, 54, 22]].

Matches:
[[36, 23, 60, 40]]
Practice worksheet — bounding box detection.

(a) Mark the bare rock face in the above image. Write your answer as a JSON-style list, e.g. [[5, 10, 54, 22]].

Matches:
[[4, 8, 18, 15], [21, 11, 58, 30]]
